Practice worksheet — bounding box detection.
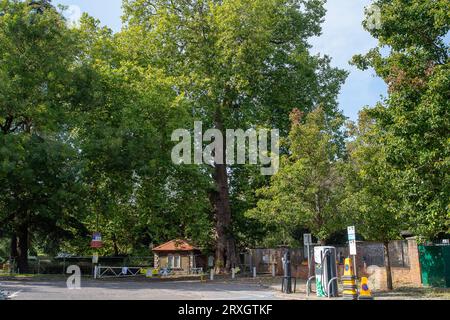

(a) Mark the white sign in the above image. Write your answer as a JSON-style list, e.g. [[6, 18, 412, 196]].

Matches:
[[208, 256, 214, 267], [303, 233, 312, 246], [349, 240, 357, 256], [347, 226, 355, 236], [348, 226, 356, 241]]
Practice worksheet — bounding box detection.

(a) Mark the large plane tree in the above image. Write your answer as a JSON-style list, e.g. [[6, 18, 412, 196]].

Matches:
[[121, 0, 347, 271]]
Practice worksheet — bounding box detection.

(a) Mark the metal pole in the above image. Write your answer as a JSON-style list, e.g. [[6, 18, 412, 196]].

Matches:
[[353, 255, 358, 278], [307, 243, 311, 278], [306, 276, 316, 297], [250, 250, 253, 277], [327, 277, 339, 299], [253, 267, 257, 278], [283, 250, 292, 294], [210, 269, 214, 281]]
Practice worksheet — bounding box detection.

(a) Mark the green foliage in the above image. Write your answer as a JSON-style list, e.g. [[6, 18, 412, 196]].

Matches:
[[121, 0, 346, 131], [0, 133, 89, 248], [7, 0, 439, 263], [0, 1, 87, 264], [63, 13, 213, 256], [248, 108, 347, 244], [340, 110, 404, 242], [120, 0, 347, 254], [0, 0, 78, 133], [351, 0, 450, 239]]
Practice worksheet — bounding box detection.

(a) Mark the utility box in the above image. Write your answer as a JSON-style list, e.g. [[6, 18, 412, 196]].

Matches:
[[314, 246, 338, 297]]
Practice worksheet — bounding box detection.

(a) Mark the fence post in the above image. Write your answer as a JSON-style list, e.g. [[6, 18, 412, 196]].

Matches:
[[232, 268, 236, 279], [210, 269, 214, 281], [253, 267, 257, 278], [401, 241, 405, 267], [272, 264, 276, 277]]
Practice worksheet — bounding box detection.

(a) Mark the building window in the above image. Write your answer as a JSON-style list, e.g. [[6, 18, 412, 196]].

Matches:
[[168, 254, 181, 269], [174, 255, 181, 269]]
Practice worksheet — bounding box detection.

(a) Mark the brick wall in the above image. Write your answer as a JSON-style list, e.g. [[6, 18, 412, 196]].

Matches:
[[406, 237, 422, 285], [247, 238, 423, 289], [364, 267, 418, 290], [293, 263, 309, 279], [359, 238, 422, 290]]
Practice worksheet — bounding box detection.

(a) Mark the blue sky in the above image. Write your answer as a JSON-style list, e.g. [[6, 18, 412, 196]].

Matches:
[[53, 0, 387, 121]]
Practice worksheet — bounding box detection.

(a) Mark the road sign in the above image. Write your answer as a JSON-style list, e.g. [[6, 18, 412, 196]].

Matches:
[[303, 233, 312, 246], [348, 226, 357, 255], [347, 226, 355, 237], [90, 232, 103, 248], [349, 240, 357, 256], [347, 226, 358, 277], [348, 226, 356, 240]]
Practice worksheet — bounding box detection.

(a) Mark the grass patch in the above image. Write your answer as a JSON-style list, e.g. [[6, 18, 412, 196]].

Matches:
[[377, 286, 450, 299], [0, 273, 68, 281], [416, 287, 450, 299]]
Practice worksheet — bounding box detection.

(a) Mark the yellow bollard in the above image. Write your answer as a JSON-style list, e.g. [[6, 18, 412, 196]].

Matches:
[[358, 277, 374, 300], [342, 257, 358, 300]]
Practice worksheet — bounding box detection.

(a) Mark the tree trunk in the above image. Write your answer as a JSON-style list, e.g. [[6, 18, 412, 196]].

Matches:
[[383, 241, 393, 291], [112, 234, 120, 256], [16, 223, 29, 274], [10, 233, 18, 272], [210, 107, 238, 273]]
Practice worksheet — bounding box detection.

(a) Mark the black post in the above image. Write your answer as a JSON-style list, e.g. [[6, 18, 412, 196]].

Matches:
[[282, 249, 292, 294]]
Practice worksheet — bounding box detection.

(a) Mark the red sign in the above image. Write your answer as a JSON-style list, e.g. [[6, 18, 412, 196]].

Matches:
[[91, 232, 103, 248], [91, 241, 103, 248]]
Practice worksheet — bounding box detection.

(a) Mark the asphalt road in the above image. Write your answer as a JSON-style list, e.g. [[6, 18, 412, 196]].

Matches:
[[0, 278, 281, 300]]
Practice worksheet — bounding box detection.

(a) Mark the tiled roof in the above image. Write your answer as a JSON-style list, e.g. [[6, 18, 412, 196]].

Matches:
[[152, 239, 199, 252]]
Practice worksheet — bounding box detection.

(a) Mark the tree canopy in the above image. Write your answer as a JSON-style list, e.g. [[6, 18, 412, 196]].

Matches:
[[352, 0, 449, 239], [0, 0, 448, 275]]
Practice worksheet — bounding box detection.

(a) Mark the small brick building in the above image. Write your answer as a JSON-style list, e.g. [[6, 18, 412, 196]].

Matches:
[[152, 239, 207, 274]]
